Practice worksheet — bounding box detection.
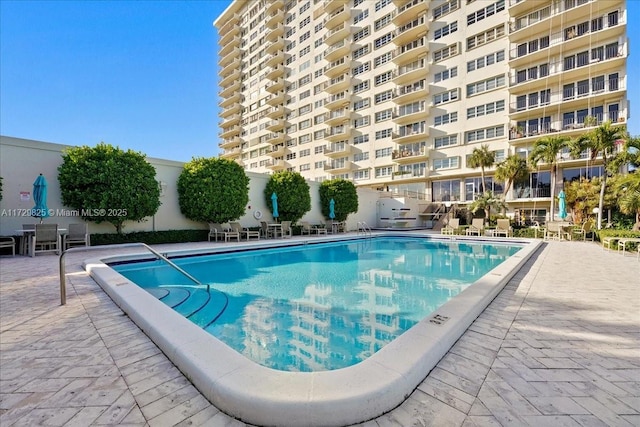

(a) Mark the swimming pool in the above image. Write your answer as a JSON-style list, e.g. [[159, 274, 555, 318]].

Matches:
[[112, 237, 521, 372], [86, 233, 541, 426]]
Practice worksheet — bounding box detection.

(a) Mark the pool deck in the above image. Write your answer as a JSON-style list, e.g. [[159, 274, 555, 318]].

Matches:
[[1, 236, 638, 426]]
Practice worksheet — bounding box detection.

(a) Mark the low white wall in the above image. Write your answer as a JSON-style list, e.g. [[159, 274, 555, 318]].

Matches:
[[0, 136, 380, 236]]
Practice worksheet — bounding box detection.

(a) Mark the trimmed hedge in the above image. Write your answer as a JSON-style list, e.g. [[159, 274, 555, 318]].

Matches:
[[90, 229, 209, 246]]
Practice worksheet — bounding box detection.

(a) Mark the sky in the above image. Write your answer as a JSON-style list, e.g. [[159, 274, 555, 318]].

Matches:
[[0, 0, 637, 163]]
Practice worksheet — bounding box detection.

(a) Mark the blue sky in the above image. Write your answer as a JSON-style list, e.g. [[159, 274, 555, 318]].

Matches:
[[0, 0, 637, 163]]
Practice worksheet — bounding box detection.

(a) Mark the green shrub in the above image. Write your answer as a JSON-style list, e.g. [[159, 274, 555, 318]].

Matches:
[[178, 157, 249, 224], [264, 171, 311, 223], [318, 179, 358, 222]]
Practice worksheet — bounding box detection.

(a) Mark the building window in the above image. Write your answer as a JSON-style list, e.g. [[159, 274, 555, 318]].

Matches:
[[434, 112, 458, 126], [375, 147, 392, 158], [434, 134, 458, 148], [467, 0, 504, 26], [467, 24, 505, 50], [433, 43, 459, 62], [433, 157, 460, 171], [432, 179, 460, 202], [433, 88, 459, 105], [374, 32, 394, 49], [467, 100, 505, 119], [467, 75, 505, 96], [434, 66, 458, 83], [433, 0, 459, 19], [375, 129, 392, 139], [375, 109, 393, 122], [467, 50, 505, 72], [375, 166, 393, 177], [465, 125, 504, 143], [434, 22, 458, 40], [353, 134, 369, 145]]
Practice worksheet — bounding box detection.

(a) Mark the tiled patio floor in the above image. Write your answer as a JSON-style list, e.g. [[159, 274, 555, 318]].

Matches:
[[1, 239, 638, 426]]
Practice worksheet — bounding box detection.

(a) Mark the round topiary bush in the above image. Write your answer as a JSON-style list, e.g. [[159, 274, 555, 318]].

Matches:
[[264, 171, 310, 223], [319, 178, 358, 222]]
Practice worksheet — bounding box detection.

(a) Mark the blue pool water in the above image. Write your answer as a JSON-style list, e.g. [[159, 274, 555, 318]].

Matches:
[[113, 237, 522, 372]]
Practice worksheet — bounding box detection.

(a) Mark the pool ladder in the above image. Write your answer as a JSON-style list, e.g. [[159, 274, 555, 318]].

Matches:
[[59, 243, 206, 306], [357, 221, 372, 237]]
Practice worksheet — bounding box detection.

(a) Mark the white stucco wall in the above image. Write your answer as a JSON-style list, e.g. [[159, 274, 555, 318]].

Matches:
[[0, 136, 380, 236]]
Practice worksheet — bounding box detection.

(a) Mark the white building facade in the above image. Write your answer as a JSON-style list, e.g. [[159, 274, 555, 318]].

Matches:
[[215, 0, 628, 224]]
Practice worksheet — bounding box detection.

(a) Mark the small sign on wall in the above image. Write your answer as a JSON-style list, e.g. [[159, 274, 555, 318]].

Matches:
[[20, 192, 30, 201]]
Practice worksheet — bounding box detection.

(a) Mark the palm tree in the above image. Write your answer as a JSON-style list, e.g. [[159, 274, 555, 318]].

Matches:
[[570, 121, 627, 229], [495, 154, 529, 200], [469, 191, 506, 225], [530, 135, 570, 222], [614, 172, 640, 231], [467, 144, 495, 195]]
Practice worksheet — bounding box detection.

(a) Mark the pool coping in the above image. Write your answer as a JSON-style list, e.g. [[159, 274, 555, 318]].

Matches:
[[85, 233, 542, 426]]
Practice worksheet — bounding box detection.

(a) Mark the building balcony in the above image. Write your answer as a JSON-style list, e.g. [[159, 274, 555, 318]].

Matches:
[[394, 81, 428, 104], [220, 92, 242, 109], [392, 168, 428, 181], [324, 40, 350, 63], [323, 92, 350, 110], [266, 159, 288, 171], [265, 23, 285, 42], [393, 39, 428, 65], [266, 9, 284, 28], [220, 113, 241, 129], [219, 61, 241, 80], [324, 22, 350, 46], [393, 108, 428, 125], [219, 125, 241, 140], [324, 109, 351, 126], [509, 9, 625, 66], [325, 126, 351, 142], [509, 77, 626, 119], [218, 13, 240, 39], [266, 105, 286, 119], [264, 51, 285, 68], [219, 70, 240, 89], [219, 24, 240, 47], [320, 0, 347, 16], [392, 147, 429, 164], [510, 0, 603, 40], [218, 80, 241, 98], [266, 145, 287, 157], [218, 46, 241, 68], [219, 36, 241, 58], [218, 136, 241, 149], [393, 14, 428, 46], [265, 132, 286, 145], [393, 126, 428, 144], [266, 0, 284, 14], [393, 59, 427, 86], [393, 0, 427, 26], [220, 147, 242, 160], [324, 74, 350, 94], [265, 37, 285, 55], [324, 5, 349, 30], [324, 143, 351, 158], [265, 65, 285, 81], [219, 103, 241, 119], [266, 91, 287, 106], [265, 78, 285, 94], [324, 160, 354, 173], [266, 118, 286, 132]]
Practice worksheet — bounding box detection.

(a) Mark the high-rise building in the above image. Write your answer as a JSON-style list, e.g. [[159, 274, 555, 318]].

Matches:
[[214, 0, 627, 223]]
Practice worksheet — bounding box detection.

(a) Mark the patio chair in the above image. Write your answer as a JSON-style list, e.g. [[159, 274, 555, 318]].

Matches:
[[64, 223, 90, 249], [300, 221, 312, 236], [441, 218, 459, 235], [230, 221, 260, 241], [493, 219, 513, 237], [572, 221, 594, 241], [0, 237, 15, 256], [544, 222, 570, 241], [313, 223, 328, 235], [280, 221, 292, 239], [20, 223, 36, 255], [209, 223, 239, 242], [30, 223, 60, 257], [466, 218, 485, 236]]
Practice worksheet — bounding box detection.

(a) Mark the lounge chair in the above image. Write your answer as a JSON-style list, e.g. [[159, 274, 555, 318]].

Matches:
[[0, 237, 15, 256], [572, 221, 594, 241], [314, 223, 328, 235], [64, 223, 90, 249], [30, 223, 60, 257], [493, 219, 512, 237], [466, 218, 485, 236], [230, 221, 260, 240], [441, 218, 459, 235], [544, 222, 571, 241]]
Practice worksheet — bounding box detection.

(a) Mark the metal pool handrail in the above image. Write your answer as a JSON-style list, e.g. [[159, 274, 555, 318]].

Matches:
[[59, 243, 206, 306], [357, 221, 372, 237]]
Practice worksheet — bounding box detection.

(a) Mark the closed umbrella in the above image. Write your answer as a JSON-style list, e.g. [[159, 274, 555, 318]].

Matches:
[[329, 198, 335, 220], [271, 192, 279, 220], [32, 174, 50, 223], [558, 190, 567, 220]]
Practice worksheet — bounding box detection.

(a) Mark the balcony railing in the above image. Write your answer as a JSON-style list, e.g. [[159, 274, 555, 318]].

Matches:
[[511, 0, 598, 33], [509, 111, 626, 141]]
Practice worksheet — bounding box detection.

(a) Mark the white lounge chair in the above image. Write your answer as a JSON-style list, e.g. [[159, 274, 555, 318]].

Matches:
[[64, 223, 90, 249], [493, 219, 512, 237], [441, 218, 459, 235], [466, 218, 485, 236], [30, 223, 60, 257]]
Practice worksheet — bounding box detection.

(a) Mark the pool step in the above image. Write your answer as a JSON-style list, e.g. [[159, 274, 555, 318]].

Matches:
[[145, 286, 228, 328], [153, 287, 190, 308], [188, 289, 228, 328]]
